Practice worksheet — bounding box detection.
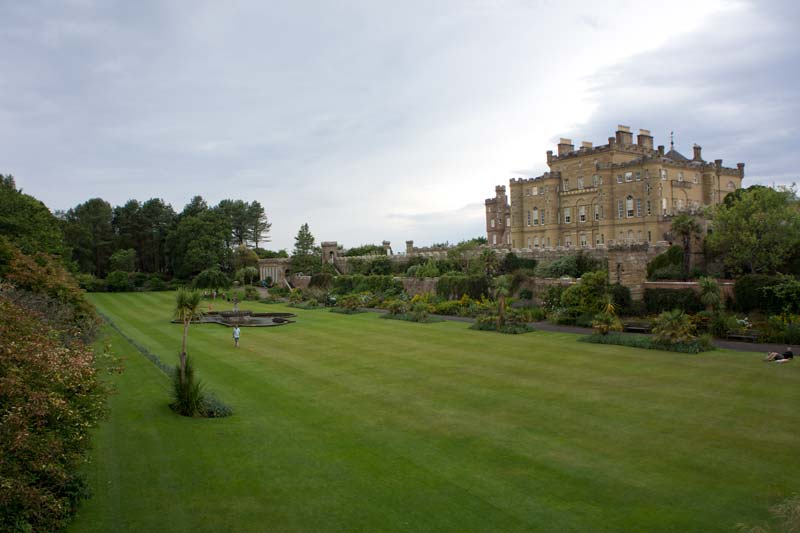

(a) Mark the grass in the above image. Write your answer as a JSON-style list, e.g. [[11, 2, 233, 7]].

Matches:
[[69, 291, 800, 532]]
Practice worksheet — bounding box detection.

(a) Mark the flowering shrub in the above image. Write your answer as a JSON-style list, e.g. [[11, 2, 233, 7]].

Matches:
[[0, 296, 106, 532]]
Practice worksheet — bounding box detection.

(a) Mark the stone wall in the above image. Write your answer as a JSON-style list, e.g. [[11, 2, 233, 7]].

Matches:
[[644, 280, 735, 299], [399, 277, 439, 297]]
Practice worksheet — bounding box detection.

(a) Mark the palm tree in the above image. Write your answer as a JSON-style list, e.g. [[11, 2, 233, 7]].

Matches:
[[671, 214, 701, 280], [652, 309, 696, 345], [698, 276, 722, 312], [174, 288, 203, 386]]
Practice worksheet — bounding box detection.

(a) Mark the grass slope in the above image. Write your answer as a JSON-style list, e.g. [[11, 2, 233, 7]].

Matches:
[[70, 292, 800, 532]]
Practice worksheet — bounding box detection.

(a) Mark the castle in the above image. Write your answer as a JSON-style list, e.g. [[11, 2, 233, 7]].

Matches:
[[486, 125, 745, 249]]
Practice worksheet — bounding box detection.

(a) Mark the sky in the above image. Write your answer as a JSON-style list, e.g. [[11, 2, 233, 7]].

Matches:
[[1, 0, 798, 251]]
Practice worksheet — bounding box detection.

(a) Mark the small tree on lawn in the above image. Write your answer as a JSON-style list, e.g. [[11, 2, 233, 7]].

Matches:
[[492, 274, 512, 327], [698, 276, 722, 312], [173, 289, 203, 414]]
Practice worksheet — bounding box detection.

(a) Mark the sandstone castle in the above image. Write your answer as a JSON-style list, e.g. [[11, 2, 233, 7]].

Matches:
[[486, 125, 745, 249]]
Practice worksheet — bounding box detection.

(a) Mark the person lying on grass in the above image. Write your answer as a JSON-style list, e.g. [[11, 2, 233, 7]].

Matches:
[[765, 347, 793, 363]]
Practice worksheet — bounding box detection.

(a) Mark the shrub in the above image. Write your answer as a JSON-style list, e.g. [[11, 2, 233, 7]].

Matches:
[[332, 275, 402, 296], [652, 309, 696, 345], [269, 286, 290, 297], [537, 251, 601, 278], [436, 274, 490, 300], [560, 270, 608, 317], [244, 286, 260, 300], [518, 288, 533, 300], [579, 332, 714, 353], [644, 288, 704, 314], [646, 245, 684, 280], [0, 296, 106, 532], [608, 283, 632, 315], [469, 314, 534, 334], [106, 270, 133, 292], [732, 274, 783, 313], [309, 272, 334, 289], [501, 252, 537, 274], [171, 354, 204, 417], [193, 267, 231, 292], [592, 311, 623, 335], [385, 299, 407, 315]]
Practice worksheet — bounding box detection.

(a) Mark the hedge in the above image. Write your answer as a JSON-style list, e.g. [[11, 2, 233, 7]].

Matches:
[[332, 275, 402, 295], [435, 274, 490, 300], [644, 288, 703, 314], [732, 274, 784, 313]]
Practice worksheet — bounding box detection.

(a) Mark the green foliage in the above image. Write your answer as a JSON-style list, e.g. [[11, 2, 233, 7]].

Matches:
[[193, 267, 231, 291], [732, 274, 784, 314], [166, 211, 231, 279], [309, 273, 334, 289], [608, 283, 632, 315], [106, 270, 133, 292], [469, 312, 534, 334], [652, 309, 696, 345], [592, 311, 623, 335], [332, 275, 402, 296], [698, 277, 722, 311], [293, 223, 315, 256], [235, 266, 259, 286], [670, 214, 702, 279], [233, 245, 260, 270], [256, 248, 289, 258], [63, 197, 116, 276], [408, 258, 440, 278], [0, 174, 67, 257], [560, 271, 608, 317], [244, 286, 260, 300], [706, 185, 800, 275], [765, 275, 800, 314], [518, 289, 533, 300], [500, 252, 537, 274], [0, 293, 105, 532], [436, 274, 490, 300], [385, 299, 407, 315], [171, 354, 204, 417], [345, 244, 386, 256], [762, 313, 800, 344], [109, 248, 137, 272], [537, 251, 601, 278], [644, 288, 704, 314], [646, 245, 684, 280], [579, 332, 714, 354]]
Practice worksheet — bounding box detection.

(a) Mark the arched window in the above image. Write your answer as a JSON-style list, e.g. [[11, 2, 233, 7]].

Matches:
[[579, 205, 586, 222], [626, 196, 634, 217], [533, 207, 539, 225], [728, 181, 735, 190]]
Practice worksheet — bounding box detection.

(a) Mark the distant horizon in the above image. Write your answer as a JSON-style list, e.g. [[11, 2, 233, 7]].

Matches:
[[3, 1, 798, 250]]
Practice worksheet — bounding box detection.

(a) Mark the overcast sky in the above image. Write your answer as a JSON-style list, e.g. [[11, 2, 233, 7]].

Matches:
[[2, 0, 798, 251]]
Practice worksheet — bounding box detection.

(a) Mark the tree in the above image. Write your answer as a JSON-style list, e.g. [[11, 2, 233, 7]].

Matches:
[[62, 198, 115, 276], [293, 223, 315, 256], [233, 245, 259, 271], [173, 289, 203, 391], [480, 249, 500, 277], [217, 199, 250, 246], [706, 186, 800, 275], [247, 200, 271, 249], [139, 198, 176, 273], [236, 266, 259, 286], [290, 223, 320, 274], [0, 175, 66, 256], [109, 248, 137, 272], [193, 267, 231, 292], [165, 212, 230, 278], [182, 195, 209, 218], [670, 214, 701, 280]]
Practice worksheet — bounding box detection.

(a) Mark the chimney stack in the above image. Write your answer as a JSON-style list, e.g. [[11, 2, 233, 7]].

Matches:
[[546, 150, 553, 164], [608, 136, 616, 146], [715, 159, 723, 169], [657, 145, 665, 156], [737, 162, 745, 178], [405, 240, 414, 254], [637, 129, 654, 149], [580, 141, 593, 150], [615, 125, 633, 145], [693, 144, 703, 161], [557, 138, 574, 156]]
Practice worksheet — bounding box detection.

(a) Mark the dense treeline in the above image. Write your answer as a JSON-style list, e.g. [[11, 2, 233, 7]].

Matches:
[[58, 193, 273, 279]]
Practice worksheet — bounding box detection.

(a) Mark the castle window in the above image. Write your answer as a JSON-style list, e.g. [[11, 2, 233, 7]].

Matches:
[[636, 198, 642, 217], [534, 237, 539, 248], [637, 230, 642, 243], [626, 196, 634, 217], [580, 234, 587, 248], [533, 208, 539, 225], [625, 172, 633, 182], [490, 219, 495, 228], [564, 208, 572, 223], [506, 217, 510, 226], [547, 237, 551, 247], [660, 169, 667, 180], [565, 237, 572, 248], [592, 174, 599, 187], [628, 230, 633, 242], [594, 205, 600, 221], [617, 199, 624, 219], [617, 175, 623, 184], [579, 205, 586, 222], [577, 177, 584, 190], [693, 174, 699, 184], [527, 211, 531, 226], [564, 179, 569, 191], [635, 171, 641, 181], [492, 235, 497, 245], [525, 188, 532, 196], [678, 172, 684, 182], [646, 200, 652, 216], [662, 198, 668, 214], [540, 211, 545, 225], [728, 181, 735, 190]]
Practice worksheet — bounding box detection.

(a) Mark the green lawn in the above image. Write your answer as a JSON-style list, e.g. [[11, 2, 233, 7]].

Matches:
[[70, 292, 800, 532]]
